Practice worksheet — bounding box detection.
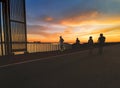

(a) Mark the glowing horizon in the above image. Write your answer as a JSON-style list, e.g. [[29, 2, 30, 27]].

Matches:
[[26, 0, 120, 43]]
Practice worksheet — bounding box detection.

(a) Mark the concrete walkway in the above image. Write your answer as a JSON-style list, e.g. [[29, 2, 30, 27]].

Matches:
[[0, 44, 120, 88]]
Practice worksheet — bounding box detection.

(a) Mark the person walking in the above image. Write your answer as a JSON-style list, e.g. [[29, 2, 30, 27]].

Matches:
[[98, 33, 106, 55], [88, 36, 94, 54], [59, 36, 64, 51], [76, 38, 80, 45]]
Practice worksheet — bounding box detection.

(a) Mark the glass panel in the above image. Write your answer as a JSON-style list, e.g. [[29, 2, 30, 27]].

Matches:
[[11, 22, 26, 50], [1, 0, 27, 55], [10, 0, 25, 22], [9, 0, 27, 52], [0, 1, 5, 56], [11, 22, 26, 43], [0, 2, 2, 56]]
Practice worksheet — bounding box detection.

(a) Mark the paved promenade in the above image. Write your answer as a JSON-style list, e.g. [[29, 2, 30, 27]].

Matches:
[[0, 44, 120, 88]]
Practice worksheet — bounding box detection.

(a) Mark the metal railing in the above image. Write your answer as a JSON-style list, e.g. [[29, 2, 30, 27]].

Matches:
[[27, 43, 72, 53], [0, 42, 72, 56], [27, 43, 60, 53]]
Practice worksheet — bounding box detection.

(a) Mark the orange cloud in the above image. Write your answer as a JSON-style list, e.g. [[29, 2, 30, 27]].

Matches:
[[60, 11, 100, 26], [28, 27, 75, 43], [89, 26, 120, 35], [28, 25, 120, 43], [36, 15, 54, 22], [27, 11, 120, 43], [44, 17, 53, 22], [64, 27, 74, 34], [59, 11, 120, 27], [78, 26, 120, 43]]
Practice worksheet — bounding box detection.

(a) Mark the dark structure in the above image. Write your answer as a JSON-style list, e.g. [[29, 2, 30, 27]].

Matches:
[[0, 0, 27, 56]]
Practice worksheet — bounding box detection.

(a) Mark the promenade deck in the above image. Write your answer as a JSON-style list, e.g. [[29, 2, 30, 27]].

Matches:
[[0, 44, 120, 88]]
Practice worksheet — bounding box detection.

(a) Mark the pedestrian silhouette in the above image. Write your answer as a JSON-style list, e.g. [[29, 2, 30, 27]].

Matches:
[[59, 36, 64, 51], [88, 36, 94, 54], [76, 38, 80, 45], [98, 33, 106, 55]]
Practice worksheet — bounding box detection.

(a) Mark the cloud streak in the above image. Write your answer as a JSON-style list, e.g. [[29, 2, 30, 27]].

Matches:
[[26, 0, 120, 43]]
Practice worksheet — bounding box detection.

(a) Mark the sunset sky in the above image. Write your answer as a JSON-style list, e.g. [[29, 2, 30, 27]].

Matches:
[[26, 0, 120, 43]]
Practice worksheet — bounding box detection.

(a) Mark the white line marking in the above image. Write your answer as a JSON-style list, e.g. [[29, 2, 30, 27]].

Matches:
[[0, 50, 88, 68]]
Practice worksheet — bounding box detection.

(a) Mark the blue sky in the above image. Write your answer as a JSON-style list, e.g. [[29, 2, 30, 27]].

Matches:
[[26, 0, 120, 42]]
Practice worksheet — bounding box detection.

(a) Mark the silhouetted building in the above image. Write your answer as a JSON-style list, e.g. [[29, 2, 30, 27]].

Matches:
[[0, 0, 27, 56]]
